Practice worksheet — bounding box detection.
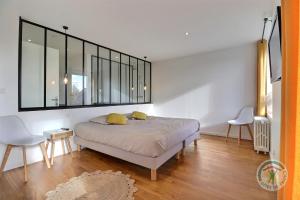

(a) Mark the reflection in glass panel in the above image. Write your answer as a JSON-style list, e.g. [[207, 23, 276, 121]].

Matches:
[[84, 43, 97, 105], [145, 62, 151, 102], [46, 30, 65, 107], [111, 51, 120, 104], [21, 22, 44, 108], [67, 37, 83, 106], [138, 60, 145, 103], [121, 54, 130, 103], [130, 57, 138, 103]]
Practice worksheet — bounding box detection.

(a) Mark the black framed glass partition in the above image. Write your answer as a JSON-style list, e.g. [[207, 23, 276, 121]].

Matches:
[[18, 18, 151, 111]]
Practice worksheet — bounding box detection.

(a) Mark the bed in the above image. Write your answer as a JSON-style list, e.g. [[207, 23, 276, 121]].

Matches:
[[74, 116, 200, 180]]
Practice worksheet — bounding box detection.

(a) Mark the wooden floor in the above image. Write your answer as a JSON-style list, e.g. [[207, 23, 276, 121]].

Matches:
[[0, 135, 276, 200]]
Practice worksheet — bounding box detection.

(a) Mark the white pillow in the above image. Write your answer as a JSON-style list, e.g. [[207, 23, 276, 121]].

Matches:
[[89, 115, 109, 125]]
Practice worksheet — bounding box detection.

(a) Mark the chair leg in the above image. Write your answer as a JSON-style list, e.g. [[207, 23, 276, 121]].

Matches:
[[0, 145, 13, 176], [246, 124, 254, 141], [40, 143, 51, 169], [77, 144, 81, 152], [238, 126, 242, 145], [176, 152, 181, 160], [22, 146, 28, 182], [226, 124, 232, 142]]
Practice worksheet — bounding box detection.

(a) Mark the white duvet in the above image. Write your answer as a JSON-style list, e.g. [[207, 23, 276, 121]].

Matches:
[[75, 117, 200, 157]]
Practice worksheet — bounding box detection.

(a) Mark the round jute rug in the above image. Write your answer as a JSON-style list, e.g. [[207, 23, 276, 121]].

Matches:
[[45, 170, 138, 200]]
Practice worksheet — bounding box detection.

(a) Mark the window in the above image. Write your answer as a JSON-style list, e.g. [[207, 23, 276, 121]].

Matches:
[[18, 18, 151, 111]]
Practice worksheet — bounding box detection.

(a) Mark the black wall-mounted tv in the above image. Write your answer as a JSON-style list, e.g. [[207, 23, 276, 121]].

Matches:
[[268, 6, 282, 83]]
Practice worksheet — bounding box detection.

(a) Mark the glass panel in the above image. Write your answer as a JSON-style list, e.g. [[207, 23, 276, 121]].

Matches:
[[145, 62, 151, 102], [98, 47, 110, 104], [121, 54, 130, 103], [138, 60, 145, 103], [130, 57, 138, 103], [67, 37, 83, 106], [91, 55, 98, 104], [21, 22, 44, 108], [99, 47, 109, 60], [46, 30, 65, 107], [84, 42, 97, 105], [111, 51, 120, 104]]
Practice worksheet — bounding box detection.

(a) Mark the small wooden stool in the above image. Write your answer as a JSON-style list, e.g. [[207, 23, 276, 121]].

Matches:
[[43, 129, 73, 165]]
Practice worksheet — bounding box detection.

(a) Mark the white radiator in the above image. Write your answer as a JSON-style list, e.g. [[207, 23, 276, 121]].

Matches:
[[254, 116, 270, 154]]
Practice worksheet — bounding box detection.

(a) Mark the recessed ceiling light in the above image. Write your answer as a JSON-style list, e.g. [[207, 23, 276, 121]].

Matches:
[[185, 32, 189, 36], [27, 39, 32, 42]]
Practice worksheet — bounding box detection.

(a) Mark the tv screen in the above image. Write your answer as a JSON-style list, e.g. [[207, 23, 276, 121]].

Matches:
[[269, 6, 282, 83]]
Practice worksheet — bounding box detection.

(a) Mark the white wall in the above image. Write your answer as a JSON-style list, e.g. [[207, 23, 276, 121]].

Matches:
[[0, 1, 153, 171], [269, 81, 281, 160], [153, 44, 257, 138]]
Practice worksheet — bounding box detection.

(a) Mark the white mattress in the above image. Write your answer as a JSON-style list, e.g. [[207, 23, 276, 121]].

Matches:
[[75, 117, 200, 157]]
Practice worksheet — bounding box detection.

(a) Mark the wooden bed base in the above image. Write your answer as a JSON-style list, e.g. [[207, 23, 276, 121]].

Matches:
[[75, 132, 199, 181]]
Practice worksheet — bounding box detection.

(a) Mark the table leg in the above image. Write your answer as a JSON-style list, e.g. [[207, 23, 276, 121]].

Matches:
[[65, 138, 73, 158], [61, 139, 65, 155], [43, 141, 49, 161], [50, 141, 55, 165], [45, 141, 49, 152], [40, 143, 51, 169]]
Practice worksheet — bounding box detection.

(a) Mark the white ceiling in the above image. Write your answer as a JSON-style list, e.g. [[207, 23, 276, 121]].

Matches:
[[3, 0, 273, 62]]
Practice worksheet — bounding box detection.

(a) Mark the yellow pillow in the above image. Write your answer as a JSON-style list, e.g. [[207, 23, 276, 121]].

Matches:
[[131, 111, 147, 120], [106, 113, 128, 125]]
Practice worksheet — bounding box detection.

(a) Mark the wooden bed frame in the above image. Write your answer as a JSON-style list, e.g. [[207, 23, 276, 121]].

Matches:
[[75, 131, 199, 181]]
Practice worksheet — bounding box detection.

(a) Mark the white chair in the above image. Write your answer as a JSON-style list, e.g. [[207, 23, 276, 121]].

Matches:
[[226, 107, 254, 144], [0, 116, 50, 182]]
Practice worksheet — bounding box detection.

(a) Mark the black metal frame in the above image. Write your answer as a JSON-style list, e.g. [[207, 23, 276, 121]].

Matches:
[[18, 17, 152, 112], [268, 6, 282, 83]]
